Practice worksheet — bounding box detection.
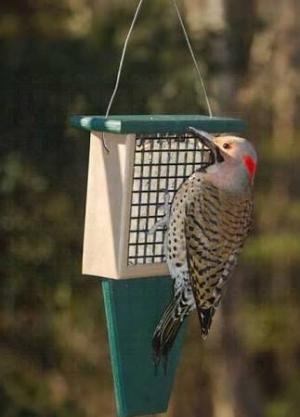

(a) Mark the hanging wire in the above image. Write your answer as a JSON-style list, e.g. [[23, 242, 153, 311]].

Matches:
[[102, 0, 213, 152], [170, 0, 213, 118], [102, 0, 144, 152], [105, 0, 145, 118]]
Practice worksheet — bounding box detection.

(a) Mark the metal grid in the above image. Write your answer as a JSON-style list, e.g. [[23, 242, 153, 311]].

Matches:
[[128, 133, 212, 265]]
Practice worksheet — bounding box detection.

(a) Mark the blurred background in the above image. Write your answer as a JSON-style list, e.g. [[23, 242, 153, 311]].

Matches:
[[1, 0, 300, 416]]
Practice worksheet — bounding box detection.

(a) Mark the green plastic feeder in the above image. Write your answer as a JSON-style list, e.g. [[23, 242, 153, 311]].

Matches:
[[70, 114, 246, 417]]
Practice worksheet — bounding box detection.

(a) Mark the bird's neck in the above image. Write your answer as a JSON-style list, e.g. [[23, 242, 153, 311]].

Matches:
[[204, 161, 250, 194]]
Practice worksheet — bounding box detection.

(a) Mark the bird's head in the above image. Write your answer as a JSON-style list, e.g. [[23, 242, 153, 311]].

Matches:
[[189, 127, 257, 192]]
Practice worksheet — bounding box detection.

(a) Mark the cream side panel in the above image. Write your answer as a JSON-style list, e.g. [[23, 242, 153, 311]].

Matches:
[[122, 263, 170, 279], [82, 131, 170, 279], [118, 134, 135, 277], [82, 131, 126, 278]]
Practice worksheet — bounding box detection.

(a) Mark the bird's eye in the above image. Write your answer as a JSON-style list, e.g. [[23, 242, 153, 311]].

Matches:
[[223, 143, 231, 150]]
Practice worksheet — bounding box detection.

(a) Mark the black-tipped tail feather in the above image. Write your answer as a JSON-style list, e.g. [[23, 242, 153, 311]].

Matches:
[[152, 301, 183, 370]]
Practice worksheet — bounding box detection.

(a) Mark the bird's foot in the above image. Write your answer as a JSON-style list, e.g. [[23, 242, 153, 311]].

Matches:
[[148, 191, 171, 235]]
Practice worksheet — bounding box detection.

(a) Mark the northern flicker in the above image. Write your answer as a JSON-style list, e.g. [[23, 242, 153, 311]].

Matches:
[[152, 128, 257, 367]]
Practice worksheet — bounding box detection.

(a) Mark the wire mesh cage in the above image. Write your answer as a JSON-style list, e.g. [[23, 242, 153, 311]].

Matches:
[[71, 114, 245, 279], [128, 133, 212, 266]]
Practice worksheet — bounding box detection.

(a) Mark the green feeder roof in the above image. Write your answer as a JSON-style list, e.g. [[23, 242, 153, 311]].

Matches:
[[70, 114, 246, 135]]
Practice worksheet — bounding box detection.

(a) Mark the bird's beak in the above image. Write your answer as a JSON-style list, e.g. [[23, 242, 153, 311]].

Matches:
[[188, 127, 224, 163]]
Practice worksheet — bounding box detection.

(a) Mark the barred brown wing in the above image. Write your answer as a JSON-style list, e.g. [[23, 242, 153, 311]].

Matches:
[[184, 180, 253, 336]]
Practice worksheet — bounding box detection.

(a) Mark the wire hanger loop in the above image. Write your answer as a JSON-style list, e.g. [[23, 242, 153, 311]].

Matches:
[[102, 0, 213, 153]]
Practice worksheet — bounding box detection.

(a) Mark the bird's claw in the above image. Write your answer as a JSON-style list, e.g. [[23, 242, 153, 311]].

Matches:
[[148, 191, 171, 235]]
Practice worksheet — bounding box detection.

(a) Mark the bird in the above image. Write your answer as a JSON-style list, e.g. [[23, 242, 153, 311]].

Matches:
[[152, 127, 257, 369]]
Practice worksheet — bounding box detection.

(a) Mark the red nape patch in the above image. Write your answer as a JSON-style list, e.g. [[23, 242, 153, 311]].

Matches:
[[243, 155, 257, 181]]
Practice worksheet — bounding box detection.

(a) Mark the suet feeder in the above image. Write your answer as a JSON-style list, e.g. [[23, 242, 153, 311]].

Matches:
[[70, 114, 246, 417]]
